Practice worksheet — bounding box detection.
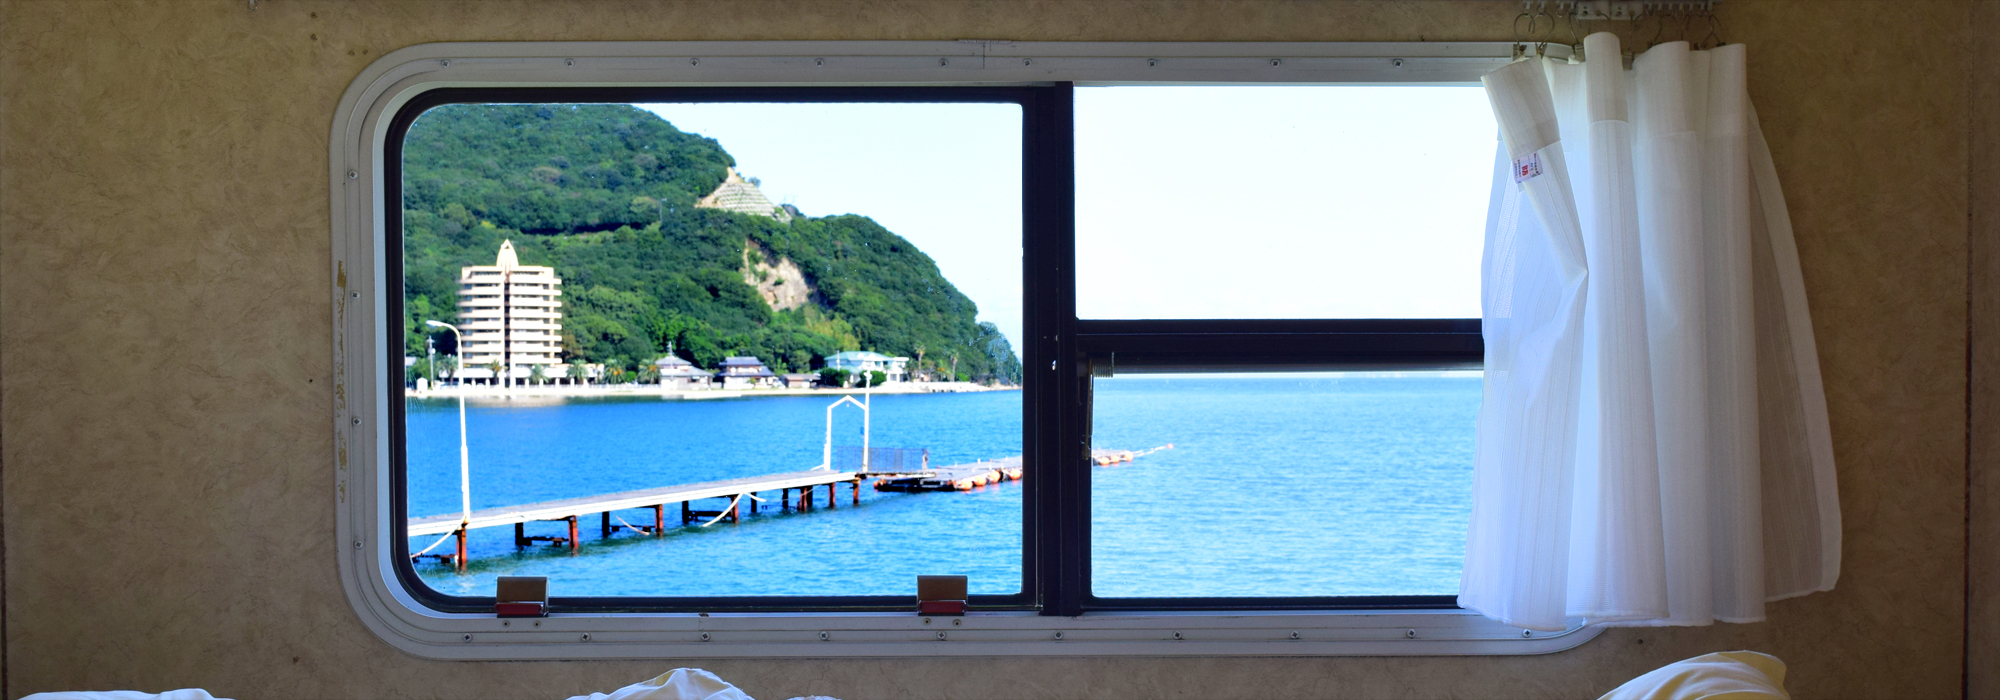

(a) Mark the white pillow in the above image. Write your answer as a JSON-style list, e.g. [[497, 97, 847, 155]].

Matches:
[[566, 668, 754, 700], [1598, 651, 1789, 700]]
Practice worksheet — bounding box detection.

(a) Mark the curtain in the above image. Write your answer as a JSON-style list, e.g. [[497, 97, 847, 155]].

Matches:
[[1460, 33, 1841, 631]]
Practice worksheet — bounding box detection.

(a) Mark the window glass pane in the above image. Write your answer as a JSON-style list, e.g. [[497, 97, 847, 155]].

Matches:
[[400, 102, 1025, 598], [1074, 86, 1496, 320], [1089, 371, 1480, 598]]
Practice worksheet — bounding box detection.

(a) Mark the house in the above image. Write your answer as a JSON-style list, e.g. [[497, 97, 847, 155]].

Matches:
[[2, 3, 1995, 700], [652, 355, 713, 390], [716, 355, 779, 389], [781, 373, 818, 389], [823, 350, 911, 383]]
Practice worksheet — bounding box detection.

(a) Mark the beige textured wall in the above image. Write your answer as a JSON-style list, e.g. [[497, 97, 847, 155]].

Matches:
[[0, 1, 1979, 698]]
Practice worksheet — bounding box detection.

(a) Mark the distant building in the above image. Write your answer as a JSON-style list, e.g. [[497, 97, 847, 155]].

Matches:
[[781, 373, 817, 389], [653, 355, 713, 390], [694, 168, 793, 222], [716, 356, 779, 390], [824, 351, 910, 383], [457, 240, 563, 385]]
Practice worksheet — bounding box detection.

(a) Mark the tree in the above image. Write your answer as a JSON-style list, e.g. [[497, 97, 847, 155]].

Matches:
[[817, 368, 851, 387], [529, 364, 547, 386], [865, 370, 888, 387], [485, 360, 503, 385], [567, 359, 588, 386], [638, 361, 661, 384]]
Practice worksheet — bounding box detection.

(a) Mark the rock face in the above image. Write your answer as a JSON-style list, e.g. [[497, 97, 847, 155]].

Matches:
[[696, 167, 793, 222], [742, 239, 817, 312]]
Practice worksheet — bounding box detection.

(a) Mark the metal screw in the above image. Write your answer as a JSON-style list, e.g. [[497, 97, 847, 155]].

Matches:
[[532, 621, 540, 627], [690, 58, 700, 66], [1147, 58, 1157, 67], [440, 59, 451, 67], [1270, 58, 1281, 66], [1022, 58, 1032, 66], [939, 58, 949, 66], [952, 618, 961, 626], [936, 631, 947, 640], [815, 58, 824, 66], [819, 631, 829, 641], [1393, 58, 1405, 67], [1405, 629, 1417, 639], [462, 634, 472, 642], [580, 633, 591, 642], [923, 617, 931, 625], [1290, 631, 1300, 640], [565, 58, 574, 66], [700, 632, 710, 641], [350, 291, 360, 299], [353, 540, 363, 549], [1521, 630, 1533, 638], [351, 417, 361, 426], [502, 620, 510, 627], [347, 170, 357, 179], [1053, 631, 1063, 640], [1172, 631, 1183, 640]]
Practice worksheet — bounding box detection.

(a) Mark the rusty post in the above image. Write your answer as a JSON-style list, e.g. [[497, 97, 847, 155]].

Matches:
[[653, 504, 664, 534], [567, 516, 579, 553], [455, 526, 467, 573], [514, 522, 526, 547], [730, 495, 740, 523], [828, 481, 836, 509], [852, 479, 861, 505]]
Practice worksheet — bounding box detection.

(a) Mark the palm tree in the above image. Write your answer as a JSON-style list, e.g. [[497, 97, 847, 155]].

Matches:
[[529, 364, 547, 386], [567, 359, 587, 386], [484, 360, 503, 386]]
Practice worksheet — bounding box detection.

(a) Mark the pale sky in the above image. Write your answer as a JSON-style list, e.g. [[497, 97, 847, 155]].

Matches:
[[640, 87, 1496, 351]]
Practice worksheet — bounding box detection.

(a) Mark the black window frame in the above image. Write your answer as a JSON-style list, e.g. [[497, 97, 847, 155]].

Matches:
[[384, 83, 1483, 617]]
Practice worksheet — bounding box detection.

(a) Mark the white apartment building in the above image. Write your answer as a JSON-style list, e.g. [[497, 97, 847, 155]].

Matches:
[[457, 240, 563, 385]]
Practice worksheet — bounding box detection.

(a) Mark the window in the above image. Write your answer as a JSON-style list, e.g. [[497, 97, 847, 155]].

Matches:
[[334, 40, 1598, 657]]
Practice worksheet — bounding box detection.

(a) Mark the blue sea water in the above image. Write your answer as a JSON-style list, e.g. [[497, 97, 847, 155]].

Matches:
[[407, 374, 1480, 599]]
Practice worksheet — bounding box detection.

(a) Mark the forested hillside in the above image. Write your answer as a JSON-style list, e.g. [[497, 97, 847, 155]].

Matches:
[[400, 104, 1020, 383]]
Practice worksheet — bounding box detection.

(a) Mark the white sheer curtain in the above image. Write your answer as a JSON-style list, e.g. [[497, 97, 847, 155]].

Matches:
[[1460, 33, 1841, 631]]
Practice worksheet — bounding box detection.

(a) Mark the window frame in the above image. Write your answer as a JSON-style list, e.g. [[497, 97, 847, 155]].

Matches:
[[332, 39, 1598, 659], [382, 85, 1054, 615]]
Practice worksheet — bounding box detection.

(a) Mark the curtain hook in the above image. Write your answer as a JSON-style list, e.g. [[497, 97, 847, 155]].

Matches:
[[1701, 7, 1725, 49], [1514, 10, 1534, 59], [1533, 5, 1556, 57]]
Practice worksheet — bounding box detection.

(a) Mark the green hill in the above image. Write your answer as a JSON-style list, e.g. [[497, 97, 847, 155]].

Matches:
[[400, 103, 1020, 383]]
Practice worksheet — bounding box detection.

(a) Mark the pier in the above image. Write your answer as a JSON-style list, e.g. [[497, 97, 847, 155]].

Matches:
[[409, 469, 871, 570], [409, 446, 1167, 570]]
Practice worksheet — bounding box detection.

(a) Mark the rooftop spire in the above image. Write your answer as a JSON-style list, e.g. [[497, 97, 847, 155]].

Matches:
[[496, 239, 519, 270]]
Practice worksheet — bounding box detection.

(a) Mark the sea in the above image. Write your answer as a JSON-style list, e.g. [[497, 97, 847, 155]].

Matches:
[[407, 373, 1481, 600]]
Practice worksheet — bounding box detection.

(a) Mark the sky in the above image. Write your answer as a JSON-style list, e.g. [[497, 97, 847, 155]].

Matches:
[[640, 87, 1497, 352]]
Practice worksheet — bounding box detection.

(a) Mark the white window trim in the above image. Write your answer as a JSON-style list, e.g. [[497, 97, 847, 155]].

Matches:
[[330, 39, 1598, 660]]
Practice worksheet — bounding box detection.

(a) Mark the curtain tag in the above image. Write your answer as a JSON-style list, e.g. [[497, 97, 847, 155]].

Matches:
[[1512, 152, 1543, 182]]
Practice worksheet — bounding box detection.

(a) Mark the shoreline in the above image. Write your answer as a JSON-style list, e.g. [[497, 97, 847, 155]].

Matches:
[[408, 381, 1018, 401]]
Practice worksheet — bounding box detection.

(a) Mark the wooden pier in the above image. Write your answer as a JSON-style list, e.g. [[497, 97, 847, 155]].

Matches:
[[409, 469, 866, 570], [409, 446, 1169, 570]]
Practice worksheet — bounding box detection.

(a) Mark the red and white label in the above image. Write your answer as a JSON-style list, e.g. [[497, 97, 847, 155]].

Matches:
[[1512, 152, 1543, 182]]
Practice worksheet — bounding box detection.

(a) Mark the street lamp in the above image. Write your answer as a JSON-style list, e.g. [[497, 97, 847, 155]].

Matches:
[[425, 320, 472, 571]]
